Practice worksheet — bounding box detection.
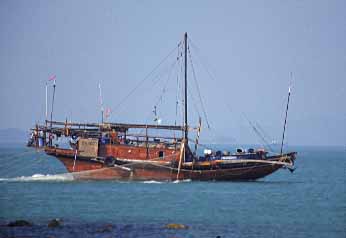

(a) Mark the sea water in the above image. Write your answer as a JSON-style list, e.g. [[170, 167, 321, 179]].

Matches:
[[0, 144, 345, 237]]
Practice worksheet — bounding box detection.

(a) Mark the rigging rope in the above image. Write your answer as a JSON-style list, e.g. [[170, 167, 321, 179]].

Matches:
[[224, 102, 274, 152], [187, 84, 201, 118], [153, 55, 180, 119], [188, 37, 276, 150], [188, 45, 211, 128], [112, 41, 182, 115], [138, 54, 182, 135], [188, 38, 217, 82]]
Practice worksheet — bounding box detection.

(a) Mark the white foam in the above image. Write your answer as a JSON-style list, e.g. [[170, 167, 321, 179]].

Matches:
[[172, 179, 192, 183], [142, 180, 164, 184], [0, 173, 74, 182], [142, 179, 192, 184]]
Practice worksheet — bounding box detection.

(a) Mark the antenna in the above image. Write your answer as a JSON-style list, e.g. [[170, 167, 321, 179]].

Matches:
[[280, 73, 293, 155]]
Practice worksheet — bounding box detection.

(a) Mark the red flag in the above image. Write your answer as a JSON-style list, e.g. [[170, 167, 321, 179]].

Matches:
[[49, 75, 56, 81]]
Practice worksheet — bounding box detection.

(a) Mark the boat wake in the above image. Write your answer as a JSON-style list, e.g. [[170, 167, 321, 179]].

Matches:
[[0, 173, 74, 182], [141, 179, 192, 184], [142, 180, 164, 184], [172, 179, 192, 183]]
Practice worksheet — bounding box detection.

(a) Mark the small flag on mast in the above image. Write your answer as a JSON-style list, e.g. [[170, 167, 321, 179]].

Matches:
[[49, 75, 56, 81], [49, 75, 56, 85]]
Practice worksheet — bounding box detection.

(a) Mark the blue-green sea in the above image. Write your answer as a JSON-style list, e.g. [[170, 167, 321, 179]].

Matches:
[[0, 144, 345, 238]]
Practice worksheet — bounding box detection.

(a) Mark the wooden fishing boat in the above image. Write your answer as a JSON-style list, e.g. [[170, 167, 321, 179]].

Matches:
[[28, 33, 297, 181]]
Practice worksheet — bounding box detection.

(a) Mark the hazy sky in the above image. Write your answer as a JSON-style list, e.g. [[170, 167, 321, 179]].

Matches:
[[1, 0, 345, 146]]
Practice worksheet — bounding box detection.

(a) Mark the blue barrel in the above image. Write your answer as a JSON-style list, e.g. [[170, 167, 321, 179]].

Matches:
[[101, 138, 110, 144], [38, 138, 44, 147]]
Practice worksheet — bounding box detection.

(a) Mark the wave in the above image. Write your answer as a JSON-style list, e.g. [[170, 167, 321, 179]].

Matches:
[[0, 175, 192, 183], [172, 179, 192, 183], [141, 180, 164, 184], [141, 179, 192, 184], [0, 173, 74, 182]]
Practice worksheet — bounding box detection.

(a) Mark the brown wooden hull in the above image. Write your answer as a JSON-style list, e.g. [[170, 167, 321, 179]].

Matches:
[[54, 156, 290, 181], [45, 147, 296, 181]]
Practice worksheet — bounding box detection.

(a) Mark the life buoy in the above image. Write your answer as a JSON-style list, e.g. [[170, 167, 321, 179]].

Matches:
[[104, 156, 116, 167]]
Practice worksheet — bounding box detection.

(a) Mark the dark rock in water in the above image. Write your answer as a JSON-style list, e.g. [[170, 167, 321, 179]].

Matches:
[[7, 220, 33, 227], [96, 224, 113, 233], [165, 223, 189, 229], [48, 218, 62, 228]]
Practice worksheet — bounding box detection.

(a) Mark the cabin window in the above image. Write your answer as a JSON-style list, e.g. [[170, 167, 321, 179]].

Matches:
[[159, 151, 164, 159]]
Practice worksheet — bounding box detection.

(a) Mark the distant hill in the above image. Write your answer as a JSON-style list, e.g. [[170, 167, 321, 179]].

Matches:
[[0, 128, 28, 144]]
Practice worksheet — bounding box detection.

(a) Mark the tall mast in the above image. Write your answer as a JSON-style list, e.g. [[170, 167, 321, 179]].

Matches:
[[280, 86, 291, 155], [98, 83, 104, 124], [49, 79, 56, 146], [50, 79, 56, 129], [45, 82, 48, 121], [184, 32, 188, 144]]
